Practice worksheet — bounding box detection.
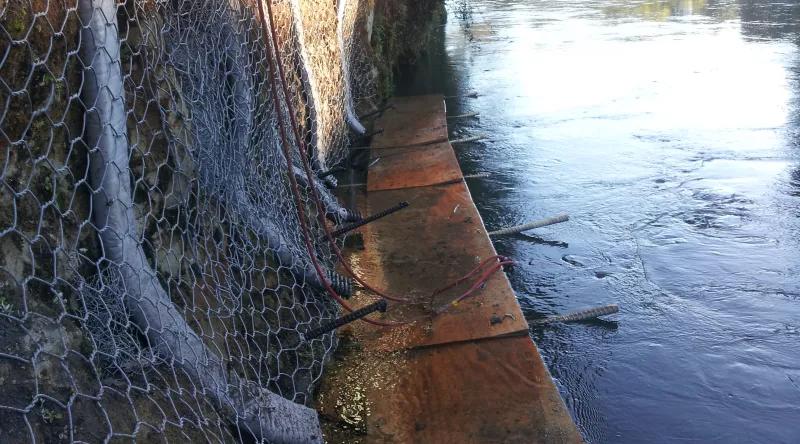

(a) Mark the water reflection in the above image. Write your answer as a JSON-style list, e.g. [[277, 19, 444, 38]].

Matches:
[[601, 0, 800, 40], [739, 0, 800, 40], [603, 0, 715, 20], [400, 0, 800, 442]]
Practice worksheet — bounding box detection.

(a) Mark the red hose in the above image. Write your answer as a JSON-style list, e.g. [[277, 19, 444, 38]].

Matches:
[[431, 255, 511, 296], [256, 0, 512, 326], [257, 0, 396, 326], [433, 260, 514, 314]]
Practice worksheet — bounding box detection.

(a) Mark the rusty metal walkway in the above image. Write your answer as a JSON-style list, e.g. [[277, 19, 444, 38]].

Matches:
[[317, 95, 581, 443]]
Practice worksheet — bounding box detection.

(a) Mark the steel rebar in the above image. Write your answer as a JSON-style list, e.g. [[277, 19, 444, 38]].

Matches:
[[304, 300, 388, 339], [322, 201, 409, 240]]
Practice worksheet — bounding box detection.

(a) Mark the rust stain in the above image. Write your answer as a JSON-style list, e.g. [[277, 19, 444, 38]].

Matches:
[[367, 142, 463, 192], [362, 184, 530, 349], [366, 337, 581, 443], [371, 96, 448, 148]]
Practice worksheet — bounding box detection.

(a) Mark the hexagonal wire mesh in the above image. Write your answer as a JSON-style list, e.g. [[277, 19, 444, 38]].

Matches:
[[0, 0, 378, 440]]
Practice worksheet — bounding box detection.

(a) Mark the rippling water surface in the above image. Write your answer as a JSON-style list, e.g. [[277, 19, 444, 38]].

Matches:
[[397, 1, 800, 442]]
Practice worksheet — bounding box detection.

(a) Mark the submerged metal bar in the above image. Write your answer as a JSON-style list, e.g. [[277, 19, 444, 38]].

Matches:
[[489, 214, 569, 237], [447, 112, 480, 119], [531, 305, 619, 325], [445, 91, 480, 99], [322, 201, 409, 240], [304, 300, 388, 340], [434, 172, 491, 187], [450, 134, 487, 144]]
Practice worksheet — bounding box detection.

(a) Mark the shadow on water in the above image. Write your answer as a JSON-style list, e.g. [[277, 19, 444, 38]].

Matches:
[[530, 318, 621, 331], [516, 233, 570, 248], [397, 0, 800, 442]]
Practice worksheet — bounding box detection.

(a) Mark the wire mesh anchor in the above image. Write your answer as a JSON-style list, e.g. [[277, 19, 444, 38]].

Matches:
[[322, 201, 409, 241], [304, 299, 389, 340]]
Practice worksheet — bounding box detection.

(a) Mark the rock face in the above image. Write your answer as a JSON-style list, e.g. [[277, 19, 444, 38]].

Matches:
[[0, 0, 442, 440], [369, 0, 448, 97]]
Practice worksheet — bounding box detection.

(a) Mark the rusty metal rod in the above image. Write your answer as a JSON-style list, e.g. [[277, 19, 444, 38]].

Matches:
[[304, 300, 388, 339], [322, 201, 409, 240]]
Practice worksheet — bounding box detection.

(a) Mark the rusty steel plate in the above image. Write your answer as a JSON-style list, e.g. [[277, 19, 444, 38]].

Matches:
[[318, 95, 579, 443], [355, 181, 529, 349], [365, 336, 582, 443], [371, 95, 448, 149], [367, 142, 464, 192], [368, 95, 462, 192], [318, 335, 582, 443]]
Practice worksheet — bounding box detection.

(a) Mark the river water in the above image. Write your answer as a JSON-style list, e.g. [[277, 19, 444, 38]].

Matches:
[[396, 1, 800, 442]]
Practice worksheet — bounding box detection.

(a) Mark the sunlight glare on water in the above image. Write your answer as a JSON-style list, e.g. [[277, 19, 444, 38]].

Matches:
[[398, 0, 800, 442]]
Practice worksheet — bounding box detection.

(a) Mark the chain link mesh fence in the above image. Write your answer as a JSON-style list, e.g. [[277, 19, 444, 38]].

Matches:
[[0, 0, 378, 440]]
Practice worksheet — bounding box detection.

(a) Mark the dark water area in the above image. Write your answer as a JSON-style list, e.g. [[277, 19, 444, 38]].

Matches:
[[396, 1, 800, 442]]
